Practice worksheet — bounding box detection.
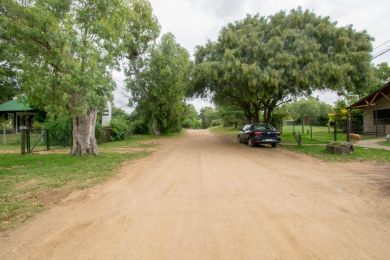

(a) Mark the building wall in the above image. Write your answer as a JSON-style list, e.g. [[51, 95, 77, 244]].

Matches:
[[102, 102, 112, 127], [363, 96, 390, 135]]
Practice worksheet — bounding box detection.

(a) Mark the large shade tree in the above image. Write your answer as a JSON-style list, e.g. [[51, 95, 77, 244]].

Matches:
[[127, 33, 191, 135], [192, 9, 372, 123], [0, 0, 159, 155]]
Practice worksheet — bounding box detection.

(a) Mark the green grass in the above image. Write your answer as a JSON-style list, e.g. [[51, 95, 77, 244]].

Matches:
[[208, 126, 238, 136], [0, 134, 169, 231], [209, 125, 376, 145], [378, 141, 390, 147], [285, 145, 390, 162], [210, 125, 390, 163], [0, 144, 19, 151]]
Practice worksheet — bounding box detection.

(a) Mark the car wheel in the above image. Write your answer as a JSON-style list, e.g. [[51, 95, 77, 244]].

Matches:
[[248, 138, 255, 148], [271, 143, 277, 148], [237, 136, 241, 143]]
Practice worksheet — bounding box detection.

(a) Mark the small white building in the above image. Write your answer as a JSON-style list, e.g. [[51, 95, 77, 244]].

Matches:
[[102, 102, 112, 127]]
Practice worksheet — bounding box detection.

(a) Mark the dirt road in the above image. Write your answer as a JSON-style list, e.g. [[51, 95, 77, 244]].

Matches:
[[1, 130, 390, 259]]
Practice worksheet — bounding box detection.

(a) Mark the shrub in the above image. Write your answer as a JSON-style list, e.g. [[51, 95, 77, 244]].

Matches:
[[293, 131, 302, 146], [95, 123, 112, 144], [129, 119, 149, 135], [110, 117, 131, 140], [211, 119, 222, 127], [182, 118, 196, 129]]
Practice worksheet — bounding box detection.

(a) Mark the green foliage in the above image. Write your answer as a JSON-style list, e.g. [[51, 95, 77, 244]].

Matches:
[[43, 116, 72, 146], [0, 62, 19, 103], [361, 62, 390, 95], [0, 0, 159, 123], [112, 107, 129, 119], [95, 122, 111, 144], [287, 97, 333, 127], [182, 104, 201, 129], [199, 107, 219, 128], [217, 105, 245, 128], [286, 145, 390, 162], [129, 119, 149, 135], [128, 33, 192, 135], [110, 117, 131, 141], [192, 8, 372, 123], [292, 131, 303, 146]]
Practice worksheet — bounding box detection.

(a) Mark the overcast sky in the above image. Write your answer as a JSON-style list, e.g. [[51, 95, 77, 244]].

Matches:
[[114, 0, 390, 112]]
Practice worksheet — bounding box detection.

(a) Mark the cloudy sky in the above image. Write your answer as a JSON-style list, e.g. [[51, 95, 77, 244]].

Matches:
[[114, 0, 390, 112]]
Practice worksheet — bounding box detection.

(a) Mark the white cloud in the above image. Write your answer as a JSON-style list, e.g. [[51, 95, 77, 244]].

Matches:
[[114, 0, 390, 111]]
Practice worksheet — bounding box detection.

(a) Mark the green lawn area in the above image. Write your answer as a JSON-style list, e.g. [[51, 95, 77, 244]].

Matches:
[[209, 125, 375, 145], [208, 126, 238, 136], [285, 145, 390, 162], [0, 144, 19, 151], [378, 141, 390, 147], [0, 134, 167, 231], [209, 125, 390, 163]]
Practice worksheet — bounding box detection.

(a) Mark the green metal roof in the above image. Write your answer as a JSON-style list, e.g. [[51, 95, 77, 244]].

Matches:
[[0, 100, 34, 112]]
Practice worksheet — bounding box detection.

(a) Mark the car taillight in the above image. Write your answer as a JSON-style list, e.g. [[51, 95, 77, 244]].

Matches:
[[254, 131, 263, 136]]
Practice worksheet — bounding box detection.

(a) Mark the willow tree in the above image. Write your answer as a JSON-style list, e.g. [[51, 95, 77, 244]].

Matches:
[[127, 33, 191, 135], [192, 9, 372, 123], [0, 0, 159, 155]]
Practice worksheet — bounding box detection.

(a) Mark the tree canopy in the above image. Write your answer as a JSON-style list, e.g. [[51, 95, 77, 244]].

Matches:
[[0, 0, 159, 155], [192, 8, 372, 123], [127, 33, 191, 135]]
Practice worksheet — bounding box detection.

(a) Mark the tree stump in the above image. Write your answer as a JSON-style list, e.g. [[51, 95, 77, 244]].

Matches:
[[326, 143, 354, 154]]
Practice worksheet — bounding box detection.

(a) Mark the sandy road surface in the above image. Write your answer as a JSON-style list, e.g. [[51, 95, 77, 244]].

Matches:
[[1, 130, 390, 259]]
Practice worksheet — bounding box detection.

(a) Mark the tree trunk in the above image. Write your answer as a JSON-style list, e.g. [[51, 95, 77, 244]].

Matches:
[[71, 109, 98, 156], [263, 108, 273, 124], [149, 118, 161, 136]]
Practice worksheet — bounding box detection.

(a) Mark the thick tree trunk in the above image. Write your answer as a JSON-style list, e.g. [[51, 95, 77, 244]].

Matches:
[[71, 109, 98, 156]]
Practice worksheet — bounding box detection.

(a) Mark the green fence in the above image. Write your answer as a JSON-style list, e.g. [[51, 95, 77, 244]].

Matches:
[[1, 128, 71, 153]]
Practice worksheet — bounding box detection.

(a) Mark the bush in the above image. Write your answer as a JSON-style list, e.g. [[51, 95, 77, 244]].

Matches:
[[293, 131, 302, 146], [129, 119, 149, 135], [211, 119, 222, 127], [95, 123, 112, 144], [110, 117, 131, 140]]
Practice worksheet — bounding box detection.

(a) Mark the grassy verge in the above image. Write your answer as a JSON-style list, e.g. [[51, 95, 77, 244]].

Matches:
[[209, 125, 376, 145], [209, 125, 390, 163], [208, 126, 238, 136], [284, 145, 390, 162], [0, 144, 19, 151], [378, 141, 390, 147], [0, 134, 171, 231]]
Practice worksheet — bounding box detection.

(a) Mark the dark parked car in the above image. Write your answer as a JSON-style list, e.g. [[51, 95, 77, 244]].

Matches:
[[237, 123, 281, 148]]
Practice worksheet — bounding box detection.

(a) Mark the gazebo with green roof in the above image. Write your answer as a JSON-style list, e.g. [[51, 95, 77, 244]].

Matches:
[[0, 100, 36, 133]]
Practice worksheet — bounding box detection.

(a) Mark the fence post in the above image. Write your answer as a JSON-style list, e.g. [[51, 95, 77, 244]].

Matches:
[[26, 130, 31, 153], [2, 126, 6, 145], [20, 128, 26, 155], [333, 121, 337, 142], [46, 129, 50, 150], [310, 123, 313, 140]]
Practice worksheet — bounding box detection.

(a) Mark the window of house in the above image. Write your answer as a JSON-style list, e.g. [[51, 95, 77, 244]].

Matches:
[[373, 109, 390, 124]]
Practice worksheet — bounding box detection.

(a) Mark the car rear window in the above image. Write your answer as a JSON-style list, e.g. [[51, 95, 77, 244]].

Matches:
[[253, 124, 276, 131]]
